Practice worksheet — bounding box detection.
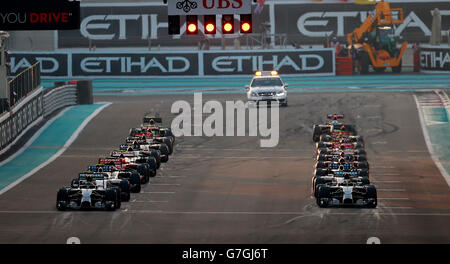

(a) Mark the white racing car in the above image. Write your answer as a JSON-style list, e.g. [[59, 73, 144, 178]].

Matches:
[[246, 71, 288, 106]]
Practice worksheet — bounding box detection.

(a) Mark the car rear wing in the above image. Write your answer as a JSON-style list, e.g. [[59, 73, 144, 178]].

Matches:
[[125, 138, 147, 144], [79, 172, 106, 179], [88, 165, 116, 173], [98, 157, 126, 165], [110, 150, 139, 157], [327, 114, 345, 120], [143, 116, 162, 124], [332, 171, 358, 177]]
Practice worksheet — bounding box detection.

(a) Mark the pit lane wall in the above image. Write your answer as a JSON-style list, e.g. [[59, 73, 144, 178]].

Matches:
[[8, 49, 336, 78]]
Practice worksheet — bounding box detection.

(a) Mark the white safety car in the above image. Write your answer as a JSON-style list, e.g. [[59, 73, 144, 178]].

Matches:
[[246, 71, 288, 106]]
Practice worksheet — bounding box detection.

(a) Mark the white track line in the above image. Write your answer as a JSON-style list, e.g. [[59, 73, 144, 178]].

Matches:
[[0, 103, 112, 196], [373, 181, 402, 183], [150, 183, 181, 186], [378, 197, 410, 200], [140, 192, 175, 194], [414, 94, 450, 188], [371, 174, 400, 176], [377, 189, 406, 192], [155, 176, 186, 178], [379, 207, 413, 209], [132, 200, 169, 203]]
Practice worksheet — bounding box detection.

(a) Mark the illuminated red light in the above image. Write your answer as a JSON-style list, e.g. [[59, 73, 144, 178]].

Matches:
[[187, 23, 197, 33], [241, 22, 251, 32], [223, 23, 233, 32], [205, 23, 215, 33]]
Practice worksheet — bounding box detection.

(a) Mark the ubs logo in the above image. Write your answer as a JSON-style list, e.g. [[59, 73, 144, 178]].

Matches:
[[176, 0, 198, 13]]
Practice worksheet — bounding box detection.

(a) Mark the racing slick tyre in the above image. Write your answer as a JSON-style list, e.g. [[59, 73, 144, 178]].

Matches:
[[358, 52, 370, 74], [129, 128, 139, 137], [70, 179, 79, 188], [149, 149, 161, 169], [366, 185, 377, 208], [146, 157, 157, 177], [357, 161, 369, 169], [319, 135, 331, 142], [312, 125, 321, 142], [56, 188, 69, 211], [105, 189, 117, 211], [138, 164, 150, 184], [113, 187, 121, 209], [357, 155, 367, 162], [316, 161, 326, 169], [361, 176, 370, 185], [119, 180, 131, 202], [317, 154, 326, 161], [359, 169, 369, 177], [316, 186, 330, 208], [313, 178, 328, 197], [162, 138, 173, 155], [357, 149, 366, 155], [344, 125, 357, 135], [315, 169, 327, 177], [130, 172, 141, 193]]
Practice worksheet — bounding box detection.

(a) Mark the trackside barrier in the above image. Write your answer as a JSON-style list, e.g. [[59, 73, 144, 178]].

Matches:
[[336, 57, 353, 75], [0, 83, 84, 155], [0, 87, 44, 155], [43, 85, 77, 117]]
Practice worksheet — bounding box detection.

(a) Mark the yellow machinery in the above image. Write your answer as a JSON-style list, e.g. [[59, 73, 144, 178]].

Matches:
[[346, 0, 408, 73]]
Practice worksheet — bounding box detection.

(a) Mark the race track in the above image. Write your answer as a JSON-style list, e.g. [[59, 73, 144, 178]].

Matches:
[[1, 90, 450, 243]]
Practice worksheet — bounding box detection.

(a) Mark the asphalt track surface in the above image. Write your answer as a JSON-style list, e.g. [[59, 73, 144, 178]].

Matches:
[[1, 91, 450, 244]]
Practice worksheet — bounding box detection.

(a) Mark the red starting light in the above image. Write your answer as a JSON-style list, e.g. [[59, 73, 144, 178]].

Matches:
[[222, 14, 234, 34], [186, 15, 198, 34], [240, 14, 252, 33], [204, 15, 216, 34]]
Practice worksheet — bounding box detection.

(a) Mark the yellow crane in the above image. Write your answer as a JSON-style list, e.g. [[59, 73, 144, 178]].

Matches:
[[346, 0, 408, 74]]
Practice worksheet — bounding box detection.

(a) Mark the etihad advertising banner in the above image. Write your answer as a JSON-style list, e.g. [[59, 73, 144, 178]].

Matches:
[[57, 3, 269, 48], [9, 49, 335, 78], [56, 1, 449, 48], [274, 2, 450, 45]]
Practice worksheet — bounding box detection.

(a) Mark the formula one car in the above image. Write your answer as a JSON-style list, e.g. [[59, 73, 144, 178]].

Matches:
[[317, 141, 364, 150], [317, 147, 366, 157], [315, 160, 369, 171], [110, 150, 158, 177], [129, 127, 174, 154], [98, 155, 151, 186], [85, 165, 132, 201], [142, 114, 175, 139], [317, 152, 368, 163], [56, 173, 120, 211], [318, 134, 364, 145], [316, 180, 377, 208], [312, 171, 371, 197], [124, 137, 169, 163], [312, 114, 357, 142]]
